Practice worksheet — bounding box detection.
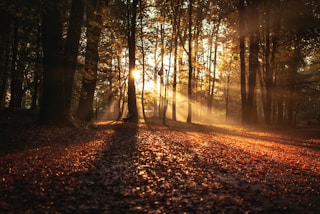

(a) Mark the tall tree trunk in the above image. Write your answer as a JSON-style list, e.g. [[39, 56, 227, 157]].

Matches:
[[159, 21, 164, 119], [77, 0, 103, 122], [64, 0, 86, 117], [247, 0, 260, 124], [40, 0, 68, 125], [210, 24, 220, 110], [32, 17, 42, 110], [127, 0, 138, 122], [287, 44, 300, 126], [247, 35, 259, 123], [116, 52, 125, 120], [9, 18, 23, 109], [153, 24, 159, 117], [0, 10, 11, 108], [225, 71, 231, 122], [239, 0, 247, 124], [207, 25, 215, 110], [186, 0, 193, 123], [172, 0, 181, 121], [262, 0, 278, 125], [139, 0, 147, 120], [263, 8, 272, 125]]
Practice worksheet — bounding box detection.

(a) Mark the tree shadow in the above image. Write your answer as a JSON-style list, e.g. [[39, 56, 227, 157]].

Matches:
[[52, 121, 139, 213], [145, 117, 320, 151], [142, 118, 320, 212], [1, 118, 319, 213]]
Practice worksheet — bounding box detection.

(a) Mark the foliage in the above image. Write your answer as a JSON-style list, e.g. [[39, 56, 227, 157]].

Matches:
[[0, 120, 319, 212]]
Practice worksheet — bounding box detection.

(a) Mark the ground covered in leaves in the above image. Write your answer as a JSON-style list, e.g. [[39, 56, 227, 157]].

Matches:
[[1, 116, 320, 213]]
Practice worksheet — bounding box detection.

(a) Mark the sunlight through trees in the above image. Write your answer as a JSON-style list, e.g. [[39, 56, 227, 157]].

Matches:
[[0, 0, 319, 126]]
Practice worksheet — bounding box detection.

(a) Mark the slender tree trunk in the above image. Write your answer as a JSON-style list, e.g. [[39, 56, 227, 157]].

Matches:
[[186, 0, 193, 123], [64, 0, 86, 117], [159, 17, 164, 119], [9, 18, 23, 109], [1, 45, 10, 108], [127, 0, 138, 122], [77, 0, 103, 122], [139, 0, 147, 120], [153, 25, 159, 117], [172, 0, 181, 121], [247, 34, 259, 123], [0, 10, 11, 108], [263, 11, 272, 124], [32, 18, 42, 110], [225, 72, 231, 122], [116, 53, 124, 120], [210, 24, 220, 109], [40, 0, 68, 125], [247, 0, 260, 124], [239, 0, 247, 124], [207, 47, 212, 108]]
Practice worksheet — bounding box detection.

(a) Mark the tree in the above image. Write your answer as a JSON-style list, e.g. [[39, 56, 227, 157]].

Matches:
[[127, 0, 138, 122], [246, 0, 260, 124], [170, 0, 182, 121], [138, 0, 147, 120], [186, 0, 193, 123], [0, 3, 11, 108], [238, 0, 247, 124], [40, 0, 68, 125], [77, 0, 104, 122], [64, 0, 86, 118], [238, 0, 260, 124]]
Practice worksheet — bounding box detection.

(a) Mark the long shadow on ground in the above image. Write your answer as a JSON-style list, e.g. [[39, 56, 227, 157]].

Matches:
[[0, 121, 139, 213], [1, 118, 319, 213], [54, 122, 139, 213]]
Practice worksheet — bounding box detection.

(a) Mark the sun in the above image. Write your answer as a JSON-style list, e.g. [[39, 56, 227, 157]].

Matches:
[[133, 69, 140, 81]]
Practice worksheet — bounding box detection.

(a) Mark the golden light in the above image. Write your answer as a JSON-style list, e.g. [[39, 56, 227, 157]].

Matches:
[[133, 69, 140, 81]]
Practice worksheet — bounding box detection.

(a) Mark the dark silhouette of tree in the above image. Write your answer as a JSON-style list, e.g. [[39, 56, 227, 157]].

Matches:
[[40, 0, 68, 125], [0, 5, 11, 107], [127, 0, 138, 122], [64, 0, 86, 118], [77, 0, 104, 122], [186, 0, 193, 123]]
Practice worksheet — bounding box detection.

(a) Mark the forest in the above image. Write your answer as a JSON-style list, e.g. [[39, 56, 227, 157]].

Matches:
[[0, 0, 319, 126], [0, 0, 320, 213]]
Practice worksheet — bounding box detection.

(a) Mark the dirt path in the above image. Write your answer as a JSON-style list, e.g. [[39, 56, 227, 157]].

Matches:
[[0, 121, 319, 213]]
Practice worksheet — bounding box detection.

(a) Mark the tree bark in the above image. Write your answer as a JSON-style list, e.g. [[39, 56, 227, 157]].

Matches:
[[239, 0, 247, 124], [32, 16, 42, 110], [139, 0, 147, 120], [77, 0, 103, 122], [127, 0, 138, 122], [9, 18, 23, 109], [186, 0, 193, 123], [40, 0, 68, 125], [171, 0, 181, 121], [0, 10, 11, 108], [64, 0, 86, 117]]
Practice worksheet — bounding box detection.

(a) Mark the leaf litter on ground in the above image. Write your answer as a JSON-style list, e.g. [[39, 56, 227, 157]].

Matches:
[[0, 119, 319, 213]]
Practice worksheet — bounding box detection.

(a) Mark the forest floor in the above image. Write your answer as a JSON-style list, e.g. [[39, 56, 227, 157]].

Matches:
[[0, 112, 320, 213]]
